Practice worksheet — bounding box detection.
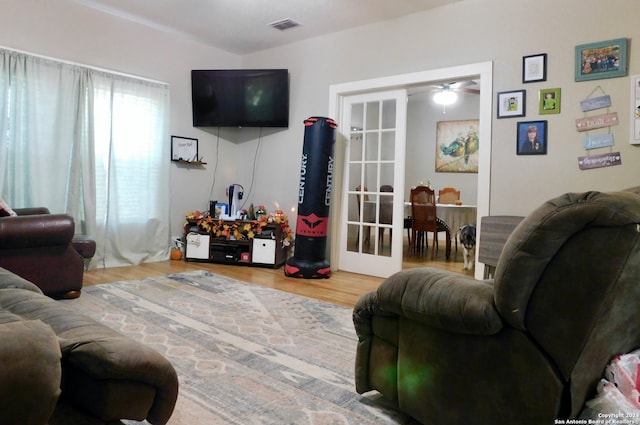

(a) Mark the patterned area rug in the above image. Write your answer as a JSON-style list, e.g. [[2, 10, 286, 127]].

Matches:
[[67, 270, 412, 425]]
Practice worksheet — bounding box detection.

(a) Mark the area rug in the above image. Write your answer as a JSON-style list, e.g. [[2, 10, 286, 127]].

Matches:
[[66, 270, 412, 425]]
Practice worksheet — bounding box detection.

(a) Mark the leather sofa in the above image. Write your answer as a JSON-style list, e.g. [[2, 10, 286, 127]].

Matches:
[[0, 267, 178, 424], [353, 190, 640, 424], [0, 207, 94, 299]]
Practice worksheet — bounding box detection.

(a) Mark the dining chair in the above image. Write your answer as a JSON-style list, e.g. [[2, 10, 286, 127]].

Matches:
[[437, 187, 461, 204], [378, 185, 393, 248], [410, 186, 451, 259], [355, 185, 370, 247]]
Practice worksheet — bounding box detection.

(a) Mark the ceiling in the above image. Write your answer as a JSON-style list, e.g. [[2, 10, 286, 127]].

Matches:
[[71, 0, 461, 55]]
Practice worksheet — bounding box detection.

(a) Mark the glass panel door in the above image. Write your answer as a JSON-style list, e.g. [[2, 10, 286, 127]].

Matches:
[[339, 90, 407, 277]]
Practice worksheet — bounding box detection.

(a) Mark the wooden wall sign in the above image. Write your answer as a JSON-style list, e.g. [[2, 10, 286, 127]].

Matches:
[[575, 112, 619, 132], [580, 95, 611, 112], [583, 133, 614, 150], [578, 152, 622, 170]]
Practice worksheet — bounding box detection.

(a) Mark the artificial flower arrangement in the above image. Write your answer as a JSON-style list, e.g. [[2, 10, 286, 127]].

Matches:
[[185, 209, 294, 246]]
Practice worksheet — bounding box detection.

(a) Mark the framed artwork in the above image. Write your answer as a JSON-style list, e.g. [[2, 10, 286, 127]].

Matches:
[[523, 53, 547, 83], [631, 75, 640, 145], [539, 88, 561, 115], [497, 90, 526, 118], [171, 136, 198, 162], [575, 38, 628, 82], [517, 120, 547, 155], [435, 119, 479, 173]]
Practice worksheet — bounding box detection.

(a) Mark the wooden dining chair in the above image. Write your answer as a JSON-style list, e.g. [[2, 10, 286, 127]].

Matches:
[[378, 185, 393, 247], [355, 185, 370, 247], [437, 187, 461, 204], [410, 186, 451, 259]]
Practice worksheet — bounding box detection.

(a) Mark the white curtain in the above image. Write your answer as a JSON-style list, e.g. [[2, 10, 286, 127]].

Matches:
[[0, 48, 170, 268]]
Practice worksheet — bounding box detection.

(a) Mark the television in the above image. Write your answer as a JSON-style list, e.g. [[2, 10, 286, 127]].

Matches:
[[191, 69, 289, 128]]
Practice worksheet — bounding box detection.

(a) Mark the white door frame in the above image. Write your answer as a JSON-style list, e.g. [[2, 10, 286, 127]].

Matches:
[[328, 62, 493, 279]]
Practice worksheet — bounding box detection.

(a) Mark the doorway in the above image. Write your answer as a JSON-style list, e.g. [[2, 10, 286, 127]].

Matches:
[[329, 62, 493, 280]]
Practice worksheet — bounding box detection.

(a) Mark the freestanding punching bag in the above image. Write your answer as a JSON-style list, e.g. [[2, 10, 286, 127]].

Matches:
[[285, 116, 337, 279]]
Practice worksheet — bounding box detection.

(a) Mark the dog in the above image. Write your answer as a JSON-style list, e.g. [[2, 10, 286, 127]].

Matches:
[[458, 224, 477, 270]]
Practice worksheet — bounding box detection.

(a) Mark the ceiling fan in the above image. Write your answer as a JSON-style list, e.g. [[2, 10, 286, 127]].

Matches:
[[410, 80, 480, 113], [432, 80, 480, 94]]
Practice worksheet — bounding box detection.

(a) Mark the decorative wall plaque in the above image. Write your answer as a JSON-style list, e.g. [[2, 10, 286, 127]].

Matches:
[[580, 95, 611, 112], [583, 134, 614, 150], [575, 112, 619, 132], [578, 152, 622, 170]]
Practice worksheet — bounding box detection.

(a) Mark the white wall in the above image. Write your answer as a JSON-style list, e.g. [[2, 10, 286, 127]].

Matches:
[[244, 0, 640, 219], [2, 0, 640, 243], [406, 90, 479, 205]]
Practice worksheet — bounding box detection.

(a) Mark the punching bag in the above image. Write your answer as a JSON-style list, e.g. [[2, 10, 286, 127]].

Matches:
[[285, 116, 337, 278]]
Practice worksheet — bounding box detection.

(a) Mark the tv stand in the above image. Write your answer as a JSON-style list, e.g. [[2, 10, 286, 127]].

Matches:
[[184, 219, 288, 268]]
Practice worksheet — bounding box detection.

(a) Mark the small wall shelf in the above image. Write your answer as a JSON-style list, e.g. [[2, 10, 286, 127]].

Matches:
[[175, 159, 207, 166]]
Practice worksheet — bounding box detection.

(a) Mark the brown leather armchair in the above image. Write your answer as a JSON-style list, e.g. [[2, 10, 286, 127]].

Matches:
[[353, 190, 640, 424], [0, 207, 93, 298]]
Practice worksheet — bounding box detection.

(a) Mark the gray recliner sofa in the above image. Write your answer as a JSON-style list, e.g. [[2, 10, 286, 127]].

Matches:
[[353, 190, 640, 424], [0, 267, 179, 424]]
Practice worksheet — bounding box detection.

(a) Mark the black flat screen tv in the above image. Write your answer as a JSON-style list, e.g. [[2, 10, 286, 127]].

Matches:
[[191, 69, 289, 128]]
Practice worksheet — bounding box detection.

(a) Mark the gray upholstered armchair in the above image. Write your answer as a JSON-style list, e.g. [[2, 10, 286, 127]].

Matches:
[[353, 190, 640, 424]]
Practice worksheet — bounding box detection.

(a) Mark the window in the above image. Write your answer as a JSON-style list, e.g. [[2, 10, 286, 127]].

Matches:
[[0, 48, 170, 267]]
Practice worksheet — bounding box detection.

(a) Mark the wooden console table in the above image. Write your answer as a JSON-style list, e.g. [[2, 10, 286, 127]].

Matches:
[[184, 219, 288, 268]]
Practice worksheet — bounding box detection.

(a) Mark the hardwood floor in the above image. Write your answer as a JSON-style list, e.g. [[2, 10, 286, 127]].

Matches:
[[82, 239, 474, 308]]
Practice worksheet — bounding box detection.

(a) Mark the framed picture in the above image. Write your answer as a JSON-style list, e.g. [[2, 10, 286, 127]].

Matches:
[[171, 136, 198, 162], [575, 38, 628, 82], [435, 119, 479, 173], [497, 90, 526, 118], [517, 120, 547, 155], [523, 53, 547, 83], [631, 75, 640, 145], [539, 88, 561, 115]]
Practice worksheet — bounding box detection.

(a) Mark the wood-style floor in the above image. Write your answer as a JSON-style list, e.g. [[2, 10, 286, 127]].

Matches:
[[82, 239, 474, 309]]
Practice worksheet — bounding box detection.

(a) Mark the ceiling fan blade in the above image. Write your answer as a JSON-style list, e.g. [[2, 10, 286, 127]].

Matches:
[[458, 87, 480, 94]]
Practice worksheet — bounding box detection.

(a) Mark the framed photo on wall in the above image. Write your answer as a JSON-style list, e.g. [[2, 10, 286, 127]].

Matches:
[[497, 90, 526, 118], [632, 75, 640, 145], [539, 88, 561, 115], [523, 53, 547, 83], [171, 136, 198, 162], [575, 38, 628, 82], [517, 120, 547, 155]]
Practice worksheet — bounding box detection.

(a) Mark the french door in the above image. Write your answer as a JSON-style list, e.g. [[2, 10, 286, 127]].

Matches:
[[338, 89, 407, 278]]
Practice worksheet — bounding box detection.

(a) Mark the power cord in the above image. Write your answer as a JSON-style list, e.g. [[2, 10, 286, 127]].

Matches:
[[207, 127, 221, 211], [240, 128, 263, 211]]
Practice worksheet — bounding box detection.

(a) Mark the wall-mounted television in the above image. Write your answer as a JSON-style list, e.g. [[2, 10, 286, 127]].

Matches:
[[191, 69, 289, 128]]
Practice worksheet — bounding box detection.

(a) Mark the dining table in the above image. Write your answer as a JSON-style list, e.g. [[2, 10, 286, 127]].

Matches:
[[404, 201, 478, 239], [433, 203, 478, 234], [358, 201, 478, 247]]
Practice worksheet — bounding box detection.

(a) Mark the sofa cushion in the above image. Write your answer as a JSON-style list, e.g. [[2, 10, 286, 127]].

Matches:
[[0, 319, 62, 425]]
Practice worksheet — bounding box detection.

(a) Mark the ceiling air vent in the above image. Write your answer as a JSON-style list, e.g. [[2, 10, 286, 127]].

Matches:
[[268, 18, 302, 31]]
